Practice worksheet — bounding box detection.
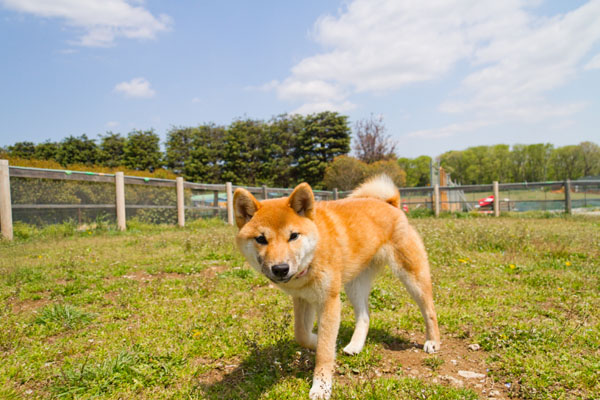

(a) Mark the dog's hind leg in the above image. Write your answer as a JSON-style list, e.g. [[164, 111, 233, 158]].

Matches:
[[391, 225, 441, 353], [343, 265, 379, 355], [293, 297, 318, 351]]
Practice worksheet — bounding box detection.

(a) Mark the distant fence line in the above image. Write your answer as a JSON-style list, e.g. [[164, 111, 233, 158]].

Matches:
[[1, 160, 599, 241]]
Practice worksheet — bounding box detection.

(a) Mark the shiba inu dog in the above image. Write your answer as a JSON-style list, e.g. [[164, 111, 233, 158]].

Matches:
[[233, 175, 440, 399]]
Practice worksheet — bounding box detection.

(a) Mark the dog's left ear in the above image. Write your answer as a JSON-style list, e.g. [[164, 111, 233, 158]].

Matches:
[[288, 183, 314, 219], [234, 188, 261, 229]]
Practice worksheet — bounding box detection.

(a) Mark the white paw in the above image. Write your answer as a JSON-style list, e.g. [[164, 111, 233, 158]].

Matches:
[[423, 340, 440, 354], [342, 342, 364, 355], [309, 379, 332, 400]]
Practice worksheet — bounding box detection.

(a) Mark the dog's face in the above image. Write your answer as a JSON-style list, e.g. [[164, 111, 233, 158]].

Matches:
[[233, 183, 319, 284]]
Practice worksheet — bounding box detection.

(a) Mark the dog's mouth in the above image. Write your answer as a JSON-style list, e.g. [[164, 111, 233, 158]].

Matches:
[[294, 266, 310, 280]]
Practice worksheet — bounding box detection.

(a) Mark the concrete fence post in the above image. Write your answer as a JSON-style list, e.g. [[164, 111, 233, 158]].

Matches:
[[565, 179, 572, 215], [333, 188, 338, 200], [493, 181, 500, 217], [176, 177, 185, 227], [0, 160, 13, 240], [433, 184, 440, 217], [115, 172, 126, 231], [262, 185, 268, 201], [226, 182, 234, 225]]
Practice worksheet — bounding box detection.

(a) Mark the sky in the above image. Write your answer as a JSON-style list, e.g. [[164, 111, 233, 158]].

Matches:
[[0, 0, 599, 158]]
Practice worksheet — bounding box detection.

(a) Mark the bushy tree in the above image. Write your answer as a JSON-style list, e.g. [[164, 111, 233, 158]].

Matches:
[[323, 156, 368, 190], [579, 141, 600, 177], [34, 141, 59, 161], [294, 111, 351, 188], [398, 155, 431, 187], [367, 159, 406, 187], [7, 141, 36, 159], [123, 130, 161, 171], [549, 145, 584, 180], [165, 126, 195, 174], [56, 135, 100, 166], [98, 132, 126, 167], [184, 124, 226, 183]]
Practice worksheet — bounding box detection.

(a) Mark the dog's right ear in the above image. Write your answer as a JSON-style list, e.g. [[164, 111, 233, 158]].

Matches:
[[233, 188, 261, 229]]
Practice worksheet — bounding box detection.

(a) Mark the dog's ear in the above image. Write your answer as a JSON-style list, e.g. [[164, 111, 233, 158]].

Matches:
[[288, 183, 314, 219], [234, 188, 261, 229]]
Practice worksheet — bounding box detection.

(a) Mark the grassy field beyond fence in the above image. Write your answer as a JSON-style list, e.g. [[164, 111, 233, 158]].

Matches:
[[1, 216, 599, 399]]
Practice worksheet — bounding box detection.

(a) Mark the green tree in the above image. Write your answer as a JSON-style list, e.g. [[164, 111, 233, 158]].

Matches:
[[123, 130, 162, 171], [56, 135, 100, 166], [98, 132, 126, 167], [578, 141, 600, 177], [367, 159, 406, 187], [398, 155, 432, 187], [549, 145, 584, 180], [221, 119, 269, 185], [294, 111, 351, 188], [165, 126, 195, 174], [34, 141, 59, 161], [184, 124, 226, 183], [264, 114, 304, 187], [8, 141, 36, 159]]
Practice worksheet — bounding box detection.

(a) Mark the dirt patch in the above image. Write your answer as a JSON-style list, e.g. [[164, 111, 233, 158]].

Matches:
[[351, 331, 510, 399], [11, 297, 50, 314]]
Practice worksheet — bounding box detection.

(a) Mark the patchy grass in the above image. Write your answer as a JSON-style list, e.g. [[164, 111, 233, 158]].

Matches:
[[1, 216, 599, 399]]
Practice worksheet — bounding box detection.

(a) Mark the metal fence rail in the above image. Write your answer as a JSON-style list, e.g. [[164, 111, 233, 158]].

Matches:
[[1, 160, 599, 240]]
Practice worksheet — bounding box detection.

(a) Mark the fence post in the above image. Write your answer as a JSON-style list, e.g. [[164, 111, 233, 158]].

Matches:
[[213, 190, 219, 217], [262, 185, 268, 201], [433, 184, 440, 217], [115, 172, 126, 231], [333, 188, 338, 200], [565, 179, 572, 215], [493, 181, 500, 217], [226, 182, 234, 225], [0, 160, 13, 241], [176, 177, 185, 227]]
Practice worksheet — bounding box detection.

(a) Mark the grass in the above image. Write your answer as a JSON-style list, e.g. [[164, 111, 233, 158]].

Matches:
[[1, 216, 599, 399]]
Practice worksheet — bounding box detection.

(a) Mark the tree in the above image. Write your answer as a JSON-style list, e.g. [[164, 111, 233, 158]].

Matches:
[[7, 141, 36, 159], [165, 127, 195, 174], [549, 145, 584, 180], [294, 111, 351, 188], [221, 118, 269, 185], [367, 159, 406, 187], [265, 114, 304, 187], [123, 130, 162, 171], [578, 141, 600, 177], [34, 141, 59, 161], [98, 132, 126, 167], [323, 156, 368, 190], [56, 135, 100, 166], [353, 114, 396, 164], [184, 124, 226, 183], [398, 155, 432, 187]]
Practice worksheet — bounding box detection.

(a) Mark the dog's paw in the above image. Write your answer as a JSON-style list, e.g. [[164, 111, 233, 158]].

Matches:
[[309, 379, 332, 400], [423, 340, 440, 354], [342, 342, 364, 355]]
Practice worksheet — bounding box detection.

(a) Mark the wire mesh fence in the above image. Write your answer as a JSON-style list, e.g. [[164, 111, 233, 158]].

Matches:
[[1, 162, 600, 241]]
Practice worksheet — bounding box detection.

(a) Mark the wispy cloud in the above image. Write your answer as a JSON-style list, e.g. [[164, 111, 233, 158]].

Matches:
[[0, 0, 171, 47], [584, 53, 600, 70], [268, 0, 600, 126], [114, 77, 155, 98]]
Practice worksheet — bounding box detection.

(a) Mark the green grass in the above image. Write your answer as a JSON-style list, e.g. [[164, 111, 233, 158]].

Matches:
[[1, 216, 599, 399]]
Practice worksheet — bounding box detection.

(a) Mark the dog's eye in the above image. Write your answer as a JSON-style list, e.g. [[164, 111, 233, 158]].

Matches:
[[255, 235, 268, 245], [289, 232, 299, 242]]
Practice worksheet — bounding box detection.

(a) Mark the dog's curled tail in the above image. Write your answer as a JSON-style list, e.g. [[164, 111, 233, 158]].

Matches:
[[349, 174, 400, 208]]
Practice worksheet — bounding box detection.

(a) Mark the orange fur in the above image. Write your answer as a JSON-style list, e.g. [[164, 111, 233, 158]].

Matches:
[[234, 177, 440, 399]]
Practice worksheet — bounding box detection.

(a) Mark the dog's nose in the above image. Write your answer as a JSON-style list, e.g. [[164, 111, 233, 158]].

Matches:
[[271, 263, 290, 278]]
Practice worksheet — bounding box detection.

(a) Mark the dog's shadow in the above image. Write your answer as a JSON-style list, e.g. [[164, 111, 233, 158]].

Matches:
[[197, 324, 415, 399]]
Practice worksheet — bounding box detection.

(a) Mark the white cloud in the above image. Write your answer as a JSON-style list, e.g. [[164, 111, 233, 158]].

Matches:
[[584, 53, 600, 70], [191, 97, 202, 103], [114, 77, 155, 98], [406, 120, 492, 139], [105, 121, 119, 128], [0, 0, 171, 47], [270, 0, 600, 127]]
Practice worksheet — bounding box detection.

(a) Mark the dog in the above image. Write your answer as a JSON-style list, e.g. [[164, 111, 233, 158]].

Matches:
[[233, 175, 440, 399]]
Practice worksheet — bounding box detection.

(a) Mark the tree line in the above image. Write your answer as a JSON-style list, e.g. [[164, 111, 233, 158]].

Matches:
[[2, 111, 598, 188]]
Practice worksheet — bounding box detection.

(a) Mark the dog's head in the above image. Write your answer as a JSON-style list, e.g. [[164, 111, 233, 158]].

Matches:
[[233, 183, 319, 284]]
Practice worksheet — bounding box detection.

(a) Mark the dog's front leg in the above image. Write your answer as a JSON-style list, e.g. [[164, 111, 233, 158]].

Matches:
[[293, 297, 317, 351], [309, 293, 341, 400]]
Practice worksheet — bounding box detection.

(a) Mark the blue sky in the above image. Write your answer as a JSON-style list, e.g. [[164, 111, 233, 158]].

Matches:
[[0, 0, 599, 158]]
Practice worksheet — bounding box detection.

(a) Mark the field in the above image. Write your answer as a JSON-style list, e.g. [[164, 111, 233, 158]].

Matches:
[[1, 216, 599, 399]]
